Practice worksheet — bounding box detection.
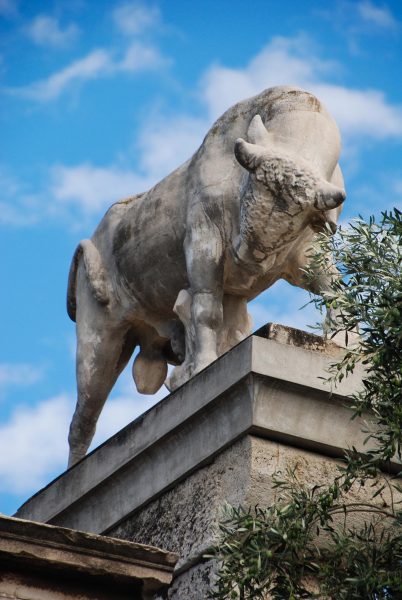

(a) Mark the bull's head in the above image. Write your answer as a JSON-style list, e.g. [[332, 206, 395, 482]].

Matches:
[[234, 115, 345, 234]]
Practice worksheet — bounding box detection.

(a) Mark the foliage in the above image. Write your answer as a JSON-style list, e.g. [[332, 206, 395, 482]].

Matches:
[[207, 209, 402, 599], [310, 208, 402, 466]]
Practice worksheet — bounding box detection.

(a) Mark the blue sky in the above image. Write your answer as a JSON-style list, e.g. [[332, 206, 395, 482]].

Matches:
[[0, 0, 401, 515]]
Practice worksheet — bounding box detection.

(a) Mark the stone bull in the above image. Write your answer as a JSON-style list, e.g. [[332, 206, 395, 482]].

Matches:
[[66, 86, 345, 466]]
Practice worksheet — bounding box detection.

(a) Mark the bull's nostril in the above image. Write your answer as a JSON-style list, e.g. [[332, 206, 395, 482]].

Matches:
[[330, 190, 345, 208], [338, 191, 346, 204]]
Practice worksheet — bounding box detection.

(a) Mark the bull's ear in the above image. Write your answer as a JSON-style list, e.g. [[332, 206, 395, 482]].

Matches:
[[247, 114, 274, 147], [234, 138, 264, 172], [314, 180, 346, 211]]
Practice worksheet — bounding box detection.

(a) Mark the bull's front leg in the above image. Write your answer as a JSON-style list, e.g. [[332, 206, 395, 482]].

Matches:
[[167, 207, 224, 391], [185, 204, 226, 374], [190, 289, 223, 371], [218, 295, 253, 356]]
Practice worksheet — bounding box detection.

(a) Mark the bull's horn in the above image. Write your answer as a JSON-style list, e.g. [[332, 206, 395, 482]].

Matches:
[[315, 181, 346, 211], [234, 138, 266, 171], [247, 114, 273, 147]]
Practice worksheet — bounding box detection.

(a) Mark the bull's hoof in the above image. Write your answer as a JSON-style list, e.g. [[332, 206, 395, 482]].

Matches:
[[67, 450, 85, 469], [165, 362, 193, 392]]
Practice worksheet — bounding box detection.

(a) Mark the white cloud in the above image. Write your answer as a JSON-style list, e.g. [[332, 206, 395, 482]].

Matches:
[[17, 34, 397, 140], [8, 3, 167, 103], [0, 363, 43, 388], [113, 2, 160, 35], [13, 49, 112, 101], [357, 1, 398, 29], [5, 34, 402, 225], [312, 84, 402, 139], [0, 366, 166, 495], [9, 42, 167, 102], [119, 41, 168, 72], [49, 115, 205, 216], [138, 115, 207, 179], [201, 36, 402, 140], [0, 394, 72, 493], [5, 3, 166, 103], [25, 15, 80, 48], [91, 363, 167, 450], [51, 163, 153, 214], [201, 36, 334, 120], [50, 105, 207, 215]]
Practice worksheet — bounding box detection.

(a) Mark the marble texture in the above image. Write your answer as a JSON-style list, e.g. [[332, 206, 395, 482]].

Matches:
[[66, 86, 346, 465]]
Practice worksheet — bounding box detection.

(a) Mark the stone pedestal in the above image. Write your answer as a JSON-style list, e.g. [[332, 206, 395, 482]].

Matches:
[[0, 514, 177, 600], [17, 324, 392, 599]]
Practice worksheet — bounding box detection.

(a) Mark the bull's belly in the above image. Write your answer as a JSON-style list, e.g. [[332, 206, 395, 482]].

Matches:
[[223, 247, 287, 301], [110, 187, 189, 317], [115, 246, 188, 318], [224, 272, 282, 301]]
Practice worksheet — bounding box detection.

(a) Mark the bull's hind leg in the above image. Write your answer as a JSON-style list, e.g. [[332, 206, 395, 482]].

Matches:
[[165, 289, 194, 391], [68, 269, 136, 468]]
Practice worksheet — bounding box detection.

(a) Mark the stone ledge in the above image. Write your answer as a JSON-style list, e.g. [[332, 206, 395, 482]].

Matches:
[[0, 514, 178, 599], [16, 324, 377, 535]]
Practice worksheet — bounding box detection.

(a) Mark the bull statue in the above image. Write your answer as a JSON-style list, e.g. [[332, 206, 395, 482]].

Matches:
[[67, 86, 345, 467]]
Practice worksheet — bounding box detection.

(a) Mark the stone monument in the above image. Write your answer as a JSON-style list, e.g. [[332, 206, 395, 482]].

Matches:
[[66, 85, 346, 467], [18, 324, 396, 599]]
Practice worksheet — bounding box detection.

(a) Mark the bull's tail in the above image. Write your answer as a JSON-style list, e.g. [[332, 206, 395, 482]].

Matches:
[[67, 239, 110, 322]]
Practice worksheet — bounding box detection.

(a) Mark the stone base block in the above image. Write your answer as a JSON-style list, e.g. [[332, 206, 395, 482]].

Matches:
[[15, 325, 400, 598], [108, 434, 395, 597]]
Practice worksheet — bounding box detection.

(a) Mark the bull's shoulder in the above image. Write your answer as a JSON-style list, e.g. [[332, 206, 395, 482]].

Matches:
[[103, 192, 145, 219], [114, 192, 145, 207], [89, 194, 144, 247]]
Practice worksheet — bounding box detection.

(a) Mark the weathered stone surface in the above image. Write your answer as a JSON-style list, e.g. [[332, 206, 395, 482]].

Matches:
[[109, 436, 255, 563], [110, 435, 396, 565], [109, 435, 398, 598], [153, 562, 215, 600], [0, 514, 177, 600], [66, 85, 347, 466], [16, 328, 372, 533]]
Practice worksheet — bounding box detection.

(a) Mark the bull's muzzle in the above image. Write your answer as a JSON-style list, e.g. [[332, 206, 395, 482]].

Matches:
[[314, 181, 346, 211]]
